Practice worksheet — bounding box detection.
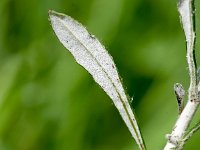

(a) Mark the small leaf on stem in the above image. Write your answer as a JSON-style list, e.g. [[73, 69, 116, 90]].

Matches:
[[174, 83, 185, 115], [178, 121, 200, 149]]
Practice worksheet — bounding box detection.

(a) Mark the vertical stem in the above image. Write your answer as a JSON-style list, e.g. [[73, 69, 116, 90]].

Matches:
[[164, 0, 198, 149]]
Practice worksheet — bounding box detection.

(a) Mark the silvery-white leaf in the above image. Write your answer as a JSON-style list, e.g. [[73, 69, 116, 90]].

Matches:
[[178, 0, 195, 47], [178, 0, 196, 97], [49, 10, 145, 149]]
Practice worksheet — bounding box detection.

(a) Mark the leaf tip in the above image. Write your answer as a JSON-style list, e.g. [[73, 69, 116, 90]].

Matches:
[[48, 10, 57, 16], [48, 9, 53, 15], [48, 10, 66, 20]]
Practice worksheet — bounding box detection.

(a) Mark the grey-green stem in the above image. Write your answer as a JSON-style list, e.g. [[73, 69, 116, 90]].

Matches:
[[164, 0, 198, 149]]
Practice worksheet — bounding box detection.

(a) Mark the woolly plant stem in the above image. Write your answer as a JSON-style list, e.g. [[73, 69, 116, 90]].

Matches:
[[164, 0, 199, 149]]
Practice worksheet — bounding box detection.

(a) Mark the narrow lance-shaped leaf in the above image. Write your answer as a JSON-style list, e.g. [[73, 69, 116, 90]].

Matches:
[[49, 10, 145, 149], [178, 0, 195, 44], [178, 0, 197, 93]]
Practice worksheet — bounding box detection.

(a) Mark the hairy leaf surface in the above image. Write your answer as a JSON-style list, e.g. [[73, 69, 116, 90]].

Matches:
[[49, 10, 145, 149]]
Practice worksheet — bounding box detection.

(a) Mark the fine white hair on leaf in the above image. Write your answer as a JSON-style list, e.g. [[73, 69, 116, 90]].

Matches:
[[178, 0, 194, 44], [49, 10, 145, 150]]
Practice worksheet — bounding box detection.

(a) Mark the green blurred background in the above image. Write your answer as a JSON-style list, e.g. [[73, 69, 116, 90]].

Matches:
[[0, 0, 200, 149]]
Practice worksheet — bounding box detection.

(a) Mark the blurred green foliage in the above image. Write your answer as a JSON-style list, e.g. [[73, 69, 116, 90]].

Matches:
[[0, 0, 200, 149]]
